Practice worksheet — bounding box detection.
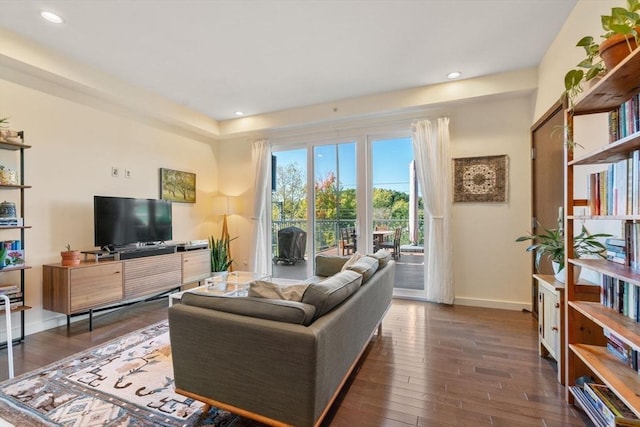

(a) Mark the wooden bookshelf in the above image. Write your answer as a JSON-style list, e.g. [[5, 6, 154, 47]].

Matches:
[[564, 47, 640, 419]]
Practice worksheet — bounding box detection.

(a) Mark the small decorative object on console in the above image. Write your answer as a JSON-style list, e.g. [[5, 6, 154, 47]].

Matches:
[[60, 244, 81, 266]]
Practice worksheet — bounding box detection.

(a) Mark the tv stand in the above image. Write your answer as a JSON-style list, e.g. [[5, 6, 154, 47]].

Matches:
[[42, 248, 211, 330]]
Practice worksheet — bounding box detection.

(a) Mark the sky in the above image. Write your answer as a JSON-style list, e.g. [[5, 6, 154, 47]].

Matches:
[[273, 137, 414, 194]]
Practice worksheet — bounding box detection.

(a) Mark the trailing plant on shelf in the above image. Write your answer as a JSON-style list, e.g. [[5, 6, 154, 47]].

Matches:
[[516, 218, 611, 278], [209, 235, 236, 272], [564, 0, 640, 105]]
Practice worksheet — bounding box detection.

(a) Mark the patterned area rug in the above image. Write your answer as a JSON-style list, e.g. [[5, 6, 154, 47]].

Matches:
[[0, 322, 254, 426]]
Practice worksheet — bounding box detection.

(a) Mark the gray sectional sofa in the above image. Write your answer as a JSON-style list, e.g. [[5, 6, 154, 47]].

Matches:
[[168, 250, 395, 427]]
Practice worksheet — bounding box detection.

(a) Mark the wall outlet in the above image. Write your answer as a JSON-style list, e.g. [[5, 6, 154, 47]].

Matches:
[[111, 167, 120, 177], [125, 169, 132, 179]]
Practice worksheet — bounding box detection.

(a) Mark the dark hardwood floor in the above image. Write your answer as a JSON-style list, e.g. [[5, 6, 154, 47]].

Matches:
[[0, 298, 588, 426]]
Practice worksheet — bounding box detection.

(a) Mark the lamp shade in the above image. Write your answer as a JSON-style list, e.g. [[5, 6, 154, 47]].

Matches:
[[213, 195, 239, 216]]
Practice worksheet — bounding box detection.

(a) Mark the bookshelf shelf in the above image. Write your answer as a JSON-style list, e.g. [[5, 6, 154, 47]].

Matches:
[[569, 259, 640, 286], [570, 301, 640, 349], [570, 344, 640, 417], [0, 305, 31, 314], [569, 131, 640, 166], [573, 48, 640, 115]]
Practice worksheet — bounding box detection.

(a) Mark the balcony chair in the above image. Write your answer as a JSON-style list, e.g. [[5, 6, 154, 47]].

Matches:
[[378, 227, 402, 260], [340, 228, 356, 255]]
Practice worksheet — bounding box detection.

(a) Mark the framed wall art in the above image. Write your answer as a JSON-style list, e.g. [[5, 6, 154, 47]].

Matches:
[[453, 155, 508, 203], [160, 168, 196, 203]]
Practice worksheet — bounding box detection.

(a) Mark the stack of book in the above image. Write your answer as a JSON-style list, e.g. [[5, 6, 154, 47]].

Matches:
[[628, 222, 640, 271], [606, 238, 628, 265], [571, 382, 640, 427], [0, 284, 22, 311]]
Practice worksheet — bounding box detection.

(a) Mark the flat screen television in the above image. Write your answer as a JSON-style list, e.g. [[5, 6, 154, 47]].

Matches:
[[94, 196, 172, 249]]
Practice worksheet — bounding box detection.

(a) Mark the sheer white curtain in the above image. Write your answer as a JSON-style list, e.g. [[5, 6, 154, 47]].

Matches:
[[411, 117, 453, 304], [251, 140, 271, 274]]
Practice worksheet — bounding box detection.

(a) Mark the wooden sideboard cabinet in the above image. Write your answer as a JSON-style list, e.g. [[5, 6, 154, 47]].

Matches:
[[534, 275, 563, 369], [181, 249, 211, 284], [43, 248, 211, 329], [43, 261, 123, 314]]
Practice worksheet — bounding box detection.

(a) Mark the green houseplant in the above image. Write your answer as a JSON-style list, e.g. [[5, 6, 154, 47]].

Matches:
[[516, 220, 610, 282], [564, 0, 640, 104], [209, 235, 236, 272]]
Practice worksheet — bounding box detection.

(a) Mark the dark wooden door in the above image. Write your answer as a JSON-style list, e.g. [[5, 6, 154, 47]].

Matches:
[[530, 99, 565, 316]]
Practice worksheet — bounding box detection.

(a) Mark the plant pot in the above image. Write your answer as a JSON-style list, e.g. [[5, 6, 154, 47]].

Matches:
[[552, 261, 582, 284], [599, 31, 639, 71], [61, 250, 81, 266]]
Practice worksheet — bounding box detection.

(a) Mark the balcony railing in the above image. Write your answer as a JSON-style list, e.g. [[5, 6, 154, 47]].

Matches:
[[272, 218, 423, 255]]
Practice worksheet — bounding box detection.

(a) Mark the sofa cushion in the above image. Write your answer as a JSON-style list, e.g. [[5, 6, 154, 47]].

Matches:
[[340, 252, 363, 272], [346, 256, 379, 283], [367, 249, 392, 268], [314, 254, 350, 277], [302, 270, 362, 317], [181, 292, 317, 326], [249, 280, 309, 302]]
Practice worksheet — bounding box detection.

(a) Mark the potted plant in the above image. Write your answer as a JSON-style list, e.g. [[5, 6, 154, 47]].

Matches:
[[516, 220, 611, 283], [61, 244, 81, 266], [209, 235, 235, 273], [564, 0, 639, 104]]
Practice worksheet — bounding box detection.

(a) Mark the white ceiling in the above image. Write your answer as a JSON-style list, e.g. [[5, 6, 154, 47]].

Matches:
[[0, 0, 577, 121]]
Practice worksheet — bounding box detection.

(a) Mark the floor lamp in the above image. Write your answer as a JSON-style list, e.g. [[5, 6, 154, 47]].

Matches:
[[213, 195, 235, 271]]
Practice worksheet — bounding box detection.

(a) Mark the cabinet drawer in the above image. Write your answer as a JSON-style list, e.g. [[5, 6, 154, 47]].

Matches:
[[182, 250, 211, 284], [70, 263, 123, 312], [124, 253, 181, 299]]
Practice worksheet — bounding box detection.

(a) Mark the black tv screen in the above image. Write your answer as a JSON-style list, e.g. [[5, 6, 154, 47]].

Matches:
[[94, 196, 172, 248]]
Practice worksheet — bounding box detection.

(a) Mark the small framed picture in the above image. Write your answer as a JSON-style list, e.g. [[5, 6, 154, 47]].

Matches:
[[160, 168, 196, 203]]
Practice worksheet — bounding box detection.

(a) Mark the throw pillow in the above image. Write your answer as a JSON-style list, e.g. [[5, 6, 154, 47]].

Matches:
[[249, 280, 309, 302], [346, 256, 379, 283], [314, 254, 351, 277], [367, 249, 392, 268], [340, 252, 363, 272], [302, 270, 362, 317]]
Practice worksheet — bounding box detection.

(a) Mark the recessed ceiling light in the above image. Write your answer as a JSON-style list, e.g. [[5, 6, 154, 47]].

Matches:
[[41, 11, 63, 24], [447, 71, 462, 79], [234, 111, 244, 117]]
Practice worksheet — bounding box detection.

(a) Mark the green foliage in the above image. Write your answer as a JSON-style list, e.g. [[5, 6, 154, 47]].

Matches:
[[209, 235, 236, 272], [65, 243, 72, 252], [0, 118, 8, 128], [516, 222, 610, 272], [564, 0, 640, 105], [272, 162, 307, 220]]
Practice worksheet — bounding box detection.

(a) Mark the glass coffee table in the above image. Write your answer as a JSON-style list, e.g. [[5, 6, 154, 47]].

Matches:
[[168, 271, 270, 306]]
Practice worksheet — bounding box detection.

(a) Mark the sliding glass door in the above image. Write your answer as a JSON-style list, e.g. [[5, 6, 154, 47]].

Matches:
[[271, 142, 356, 279], [370, 136, 425, 291]]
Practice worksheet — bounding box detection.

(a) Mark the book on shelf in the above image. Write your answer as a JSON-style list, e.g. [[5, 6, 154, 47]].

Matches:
[[608, 93, 640, 142], [570, 385, 610, 427], [584, 383, 640, 427], [626, 222, 640, 271], [587, 152, 640, 216], [0, 284, 19, 295]]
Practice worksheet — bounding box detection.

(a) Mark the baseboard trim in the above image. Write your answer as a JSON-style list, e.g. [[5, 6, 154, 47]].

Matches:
[[454, 297, 532, 312]]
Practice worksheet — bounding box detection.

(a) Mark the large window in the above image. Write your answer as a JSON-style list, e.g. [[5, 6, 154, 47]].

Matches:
[[270, 132, 425, 292]]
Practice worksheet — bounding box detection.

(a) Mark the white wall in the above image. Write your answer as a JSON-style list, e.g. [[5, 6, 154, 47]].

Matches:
[[535, 0, 619, 121], [0, 78, 219, 335]]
